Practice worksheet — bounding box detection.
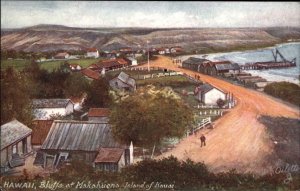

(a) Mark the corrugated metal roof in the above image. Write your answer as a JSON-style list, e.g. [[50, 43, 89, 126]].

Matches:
[[198, 84, 214, 94], [32, 99, 72, 108], [41, 120, 124, 151], [215, 63, 240, 71], [183, 57, 210, 65], [197, 83, 227, 94], [117, 72, 136, 88], [1, 120, 32, 150], [94, 148, 124, 163]]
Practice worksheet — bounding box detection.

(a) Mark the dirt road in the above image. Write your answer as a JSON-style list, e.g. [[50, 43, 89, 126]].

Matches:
[[139, 56, 299, 174]]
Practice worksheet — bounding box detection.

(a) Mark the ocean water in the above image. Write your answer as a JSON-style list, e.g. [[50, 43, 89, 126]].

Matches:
[[179, 42, 300, 84]]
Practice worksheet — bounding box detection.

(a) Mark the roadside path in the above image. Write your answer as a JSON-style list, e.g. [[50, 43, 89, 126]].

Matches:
[[138, 56, 299, 174]]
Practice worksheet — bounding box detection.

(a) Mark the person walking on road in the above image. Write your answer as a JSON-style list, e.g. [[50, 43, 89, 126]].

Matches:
[[200, 134, 206, 147]]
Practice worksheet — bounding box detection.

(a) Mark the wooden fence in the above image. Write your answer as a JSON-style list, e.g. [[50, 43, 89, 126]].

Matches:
[[187, 117, 211, 136]]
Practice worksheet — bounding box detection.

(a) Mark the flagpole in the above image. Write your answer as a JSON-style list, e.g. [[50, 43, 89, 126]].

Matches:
[[147, 40, 150, 72]]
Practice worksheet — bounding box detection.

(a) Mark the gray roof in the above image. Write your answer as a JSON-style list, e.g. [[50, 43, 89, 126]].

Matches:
[[127, 57, 137, 61], [1, 120, 32, 150], [41, 120, 124, 152], [198, 83, 226, 94], [183, 57, 210, 65], [117, 72, 136, 88], [198, 84, 214, 94], [215, 63, 240, 71], [32, 99, 73, 108]]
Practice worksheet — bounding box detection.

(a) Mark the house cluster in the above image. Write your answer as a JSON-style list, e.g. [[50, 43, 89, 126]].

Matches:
[[149, 46, 183, 55], [1, 109, 133, 174], [182, 57, 240, 76], [1, 69, 138, 174]]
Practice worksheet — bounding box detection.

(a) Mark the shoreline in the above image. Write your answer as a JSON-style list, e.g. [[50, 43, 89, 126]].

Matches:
[[176, 42, 300, 85], [177, 41, 300, 60]]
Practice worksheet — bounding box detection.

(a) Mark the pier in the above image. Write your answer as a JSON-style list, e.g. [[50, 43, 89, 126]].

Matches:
[[241, 48, 296, 70]]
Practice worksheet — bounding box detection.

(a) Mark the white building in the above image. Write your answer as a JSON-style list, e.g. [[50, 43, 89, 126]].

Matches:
[[69, 64, 82, 71], [158, 48, 166, 55], [127, 57, 138, 66], [54, 52, 70, 59], [195, 84, 227, 106], [86, 48, 99, 58], [32, 99, 74, 120]]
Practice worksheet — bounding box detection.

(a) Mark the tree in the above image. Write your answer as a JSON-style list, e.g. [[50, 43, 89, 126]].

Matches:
[[85, 77, 111, 107], [109, 86, 193, 147], [1, 67, 33, 126], [63, 73, 90, 98]]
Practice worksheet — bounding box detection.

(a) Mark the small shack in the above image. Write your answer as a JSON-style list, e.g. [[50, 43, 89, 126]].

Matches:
[[195, 84, 227, 105], [1, 120, 33, 173], [40, 120, 133, 170], [214, 63, 240, 75], [109, 72, 136, 91], [94, 148, 125, 172], [88, 108, 110, 123]]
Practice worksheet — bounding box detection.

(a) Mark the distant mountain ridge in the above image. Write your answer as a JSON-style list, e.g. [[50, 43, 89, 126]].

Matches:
[[1, 24, 300, 53]]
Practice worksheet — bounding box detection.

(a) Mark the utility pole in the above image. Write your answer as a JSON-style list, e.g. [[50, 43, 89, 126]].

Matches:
[[147, 40, 150, 72]]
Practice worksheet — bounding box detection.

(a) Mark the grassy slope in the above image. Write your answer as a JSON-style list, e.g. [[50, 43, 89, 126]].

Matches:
[[1, 58, 102, 71]]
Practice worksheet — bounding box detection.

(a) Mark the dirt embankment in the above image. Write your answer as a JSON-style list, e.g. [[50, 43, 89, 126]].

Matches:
[[140, 56, 299, 175]]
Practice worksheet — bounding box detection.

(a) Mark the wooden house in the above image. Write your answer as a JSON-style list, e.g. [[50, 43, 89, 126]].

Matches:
[[94, 148, 125, 172], [40, 121, 133, 170], [195, 84, 227, 106], [157, 48, 166, 55], [170, 46, 183, 54], [182, 57, 210, 72], [86, 48, 99, 58], [214, 63, 240, 75], [127, 57, 138, 66], [1, 120, 33, 173], [203, 61, 239, 76], [32, 99, 74, 120], [81, 68, 100, 80], [54, 52, 69, 59], [68, 63, 82, 71], [88, 58, 129, 72], [109, 72, 136, 91], [88, 108, 110, 123]]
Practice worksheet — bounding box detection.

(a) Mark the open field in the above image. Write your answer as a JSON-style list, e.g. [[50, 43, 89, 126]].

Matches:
[[1, 58, 102, 71]]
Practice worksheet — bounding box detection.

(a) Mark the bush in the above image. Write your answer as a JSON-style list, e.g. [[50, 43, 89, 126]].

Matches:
[[264, 82, 300, 106]]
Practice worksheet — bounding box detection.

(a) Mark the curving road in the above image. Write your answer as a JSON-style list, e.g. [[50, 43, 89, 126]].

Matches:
[[139, 56, 299, 174]]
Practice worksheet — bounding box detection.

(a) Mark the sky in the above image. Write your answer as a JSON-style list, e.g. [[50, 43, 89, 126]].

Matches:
[[1, 1, 300, 28]]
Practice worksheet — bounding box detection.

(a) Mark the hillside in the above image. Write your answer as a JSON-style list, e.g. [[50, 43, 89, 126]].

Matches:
[[1, 25, 300, 53]]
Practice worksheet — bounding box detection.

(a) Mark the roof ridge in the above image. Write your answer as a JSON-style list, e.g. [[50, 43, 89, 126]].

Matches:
[[53, 120, 109, 124]]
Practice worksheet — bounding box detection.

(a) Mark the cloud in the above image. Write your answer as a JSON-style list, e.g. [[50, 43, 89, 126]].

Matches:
[[1, 1, 299, 28]]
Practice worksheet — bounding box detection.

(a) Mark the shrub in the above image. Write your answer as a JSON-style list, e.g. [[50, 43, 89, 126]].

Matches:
[[264, 82, 300, 106]]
